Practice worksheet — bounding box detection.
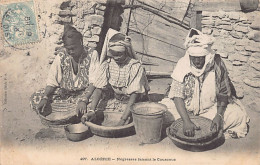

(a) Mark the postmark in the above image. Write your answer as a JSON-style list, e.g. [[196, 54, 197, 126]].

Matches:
[[0, 0, 39, 46]]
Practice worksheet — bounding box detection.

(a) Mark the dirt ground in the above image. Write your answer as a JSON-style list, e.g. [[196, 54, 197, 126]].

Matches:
[[0, 46, 259, 164]]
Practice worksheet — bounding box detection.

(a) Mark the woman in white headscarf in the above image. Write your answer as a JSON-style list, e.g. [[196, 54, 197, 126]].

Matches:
[[81, 28, 150, 126], [161, 28, 250, 139]]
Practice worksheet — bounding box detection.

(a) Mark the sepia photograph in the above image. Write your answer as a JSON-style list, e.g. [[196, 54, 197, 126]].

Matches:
[[0, 0, 259, 164]]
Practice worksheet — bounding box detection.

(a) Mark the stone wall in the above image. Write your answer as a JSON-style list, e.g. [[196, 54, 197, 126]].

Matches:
[[201, 10, 260, 102], [48, 0, 106, 64]]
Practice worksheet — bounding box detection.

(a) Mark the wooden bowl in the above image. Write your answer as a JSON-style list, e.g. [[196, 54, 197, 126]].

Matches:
[[64, 123, 92, 142], [84, 111, 135, 138]]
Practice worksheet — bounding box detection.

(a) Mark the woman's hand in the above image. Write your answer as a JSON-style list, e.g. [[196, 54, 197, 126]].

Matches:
[[81, 111, 96, 123], [210, 114, 223, 132], [183, 120, 200, 137], [37, 99, 48, 114], [76, 101, 88, 117], [116, 118, 127, 126]]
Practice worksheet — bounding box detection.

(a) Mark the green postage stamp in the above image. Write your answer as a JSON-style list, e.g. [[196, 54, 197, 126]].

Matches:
[[0, 0, 39, 46]]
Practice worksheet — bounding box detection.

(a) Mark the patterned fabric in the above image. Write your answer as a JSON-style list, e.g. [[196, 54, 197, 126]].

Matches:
[[31, 47, 99, 112], [94, 58, 149, 95]]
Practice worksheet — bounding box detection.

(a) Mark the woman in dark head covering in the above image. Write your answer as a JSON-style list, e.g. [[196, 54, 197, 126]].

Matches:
[[30, 25, 100, 124]]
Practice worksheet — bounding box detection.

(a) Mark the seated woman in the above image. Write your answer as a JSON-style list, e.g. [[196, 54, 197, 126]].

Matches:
[[161, 28, 250, 139], [30, 25, 99, 120], [81, 28, 150, 126]]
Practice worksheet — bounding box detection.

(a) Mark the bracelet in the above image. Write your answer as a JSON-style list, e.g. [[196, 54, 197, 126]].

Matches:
[[120, 117, 127, 121], [88, 109, 95, 113], [78, 98, 89, 104], [217, 113, 224, 120], [42, 95, 49, 100]]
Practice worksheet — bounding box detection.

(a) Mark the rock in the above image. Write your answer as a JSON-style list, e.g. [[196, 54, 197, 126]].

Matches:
[[57, 16, 72, 24], [202, 27, 212, 34], [228, 12, 240, 20], [235, 45, 245, 51], [88, 35, 99, 42], [87, 15, 104, 26], [87, 41, 97, 48], [244, 78, 260, 88], [201, 19, 214, 25], [58, 10, 73, 16], [239, 14, 248, 21], [83, 8, 95, 15], [222, 17, 230, 21], [91, 26, 101, 35], [225, 45, 235, 53], [212, 29, 220, 37], [219, 29, 230, 36], [237, 54, 249, 62], [232, 60, 243, 66], [250, 20, 260, 30], [247, 31, 260, 42], [236, 38, 250, 46], [83, 30, 92, 38], [219, 52, 228, 58], [216, 10, 226, 18], [96, 4, 106, 11], [250, 62, 260, 71], [230, 31, 244, 39], [220, 25, 232, 31], [96, 10, 105, 15], [250, 52, 260, 60], [60, 1, 71, 10], [234, 25, 249, 33], [245, 45, 260, 52], [240, 51, 251, 56]]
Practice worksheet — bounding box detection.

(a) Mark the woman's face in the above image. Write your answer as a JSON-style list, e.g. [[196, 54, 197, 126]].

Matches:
[[65, 43, 84, 59], [190, 56, 206, 69], [108, 49, 128, 65]]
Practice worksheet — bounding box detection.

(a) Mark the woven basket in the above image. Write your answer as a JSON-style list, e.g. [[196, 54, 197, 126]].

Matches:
[[39, 102, 78, 127], [168, 116, 218, 143]]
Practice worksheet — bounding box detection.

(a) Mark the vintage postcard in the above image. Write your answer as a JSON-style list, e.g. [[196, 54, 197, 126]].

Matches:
[[1, 0, 259, 164]]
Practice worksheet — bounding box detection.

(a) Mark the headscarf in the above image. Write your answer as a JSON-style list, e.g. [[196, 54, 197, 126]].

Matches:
[[100, 28, 137, 64], [62, 24, 83, 46], [170, 28, 216, 115], [171, 28, 216, 81]]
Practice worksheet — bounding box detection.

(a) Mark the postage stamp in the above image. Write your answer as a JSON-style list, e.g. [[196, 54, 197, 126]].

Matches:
[[0, 0, 39, 46]]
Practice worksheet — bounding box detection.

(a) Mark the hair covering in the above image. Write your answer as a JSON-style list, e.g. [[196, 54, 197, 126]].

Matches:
[[100, 28, 137, 64], [62, 24, 83, 46], [171, 28, 216, 82]]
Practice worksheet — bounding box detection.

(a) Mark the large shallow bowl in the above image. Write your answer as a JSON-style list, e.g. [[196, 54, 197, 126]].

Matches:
[[84, 111, 135, 138], [64, 123, 92, 142]]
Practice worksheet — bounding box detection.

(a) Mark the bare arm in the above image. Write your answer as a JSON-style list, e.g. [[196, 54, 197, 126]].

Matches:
[[173, 97, 200, 137]]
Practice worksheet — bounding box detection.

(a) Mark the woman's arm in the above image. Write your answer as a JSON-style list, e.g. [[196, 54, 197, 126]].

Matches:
[[174, 97, 200, 137], [37, 86, 56, 113], [117, 93, 138, 126]]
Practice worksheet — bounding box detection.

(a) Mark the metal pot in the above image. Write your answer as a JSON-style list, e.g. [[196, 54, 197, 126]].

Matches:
[[64, 123, 92, 142]]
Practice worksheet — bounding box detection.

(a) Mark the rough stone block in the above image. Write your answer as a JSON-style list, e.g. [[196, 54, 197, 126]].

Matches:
[[232, 60, 243, 66], [228, 53, 236, 61], [228, 12, 240, 20], [219, 29, 230, 36], [212, 30, 220, 37], [250, 19, 260, 30], [240, 51, 251, 56], [201, 19, 214, 25], [244, 78, 260, 88], [250, 52, 260, 60], [220, 25, 232, 31], [236, 38, 249, 46], [230, 31, 244, 39], [88, 35, 99, 42], [59, 10, 73, 17], [77, 22, 85, 29], [91, 26, 102, 35], [87, 15, 104, 26], [58, 16, 72, 24], [83, 8, 95, 15], [219, 52, 228, 58], [216, 10, 226, 18], [245, 45, 260, 52], [237, 54, 249, 62], [247, 31, 260, 42], [88, 41, 97, 48], [234, 25, 249, 33], [83, 30, 92, 38], [96, 4, 106, 11], [225, 45, 235, 53], [96, 10, 105, 15], [250, 62, 260, 71], [220, 20, 231, 25], [235, 45, 245, 51]]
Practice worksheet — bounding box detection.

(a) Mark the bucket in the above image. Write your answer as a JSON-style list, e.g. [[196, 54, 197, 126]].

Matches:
[[131, 102, 167, 144]]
